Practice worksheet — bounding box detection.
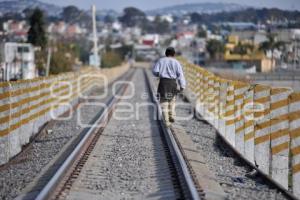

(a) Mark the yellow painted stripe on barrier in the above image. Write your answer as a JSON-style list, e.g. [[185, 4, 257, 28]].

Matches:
[[227, 91, 234, 96], [290, 94, 300, 103], [255, 114, 289, 131], [0, 92, 10, 100], [291, 128, 300, 139], [0, 90, 70, 136], [236, 125, 245, 133], [289, 111, 300, 121], [271, 142, 289, 155], [226, 119, 235, 126], [271, 99, 289, 110], [10, 82, 51, 97], [255, 121, 270, 130], [253, 109, 271, 118], [235, 84, 248, 90], [226, 100, 235, 105], [235, 94, 244, 100], [0, 104, 10, 113], [270, 128, 289, 140], [255, 134, 270, 145], [271, 114, 289, 123], [0, 115, 10, 124], [244, 120, 254, 129], [244, 98, 252, 104], [0, 128, 10, 137], [255, 96, 269, 104], [255, 85, 270, 92], [225, 109, 235, 117], [244, 131, 255, 141], [0, 82, 10, 87], [293, 163, 300, 174], [272, 88, 291, 95], [292, 146, 300, 156], [0, 84, 68, 114]]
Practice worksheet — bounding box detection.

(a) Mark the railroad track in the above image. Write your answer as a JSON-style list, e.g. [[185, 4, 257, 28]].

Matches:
[[34, 68, 201, 200]]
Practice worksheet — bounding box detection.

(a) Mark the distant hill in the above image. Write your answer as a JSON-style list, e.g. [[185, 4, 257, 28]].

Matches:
[[146, 2, 249, 16], [0, 0, 62, 16], [189, 8, 300, 25]]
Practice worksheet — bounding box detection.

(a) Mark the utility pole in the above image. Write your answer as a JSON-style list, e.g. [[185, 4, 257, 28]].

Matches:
[[91, 5, 100, 68], [46, 47, 52, 76]]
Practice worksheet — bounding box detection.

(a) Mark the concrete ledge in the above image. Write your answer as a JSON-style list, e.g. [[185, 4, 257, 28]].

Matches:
[[171, 124, 227, 200]]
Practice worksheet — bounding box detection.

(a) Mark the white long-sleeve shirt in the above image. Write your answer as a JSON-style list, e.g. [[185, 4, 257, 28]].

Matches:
[[152, 57, 186, 89]]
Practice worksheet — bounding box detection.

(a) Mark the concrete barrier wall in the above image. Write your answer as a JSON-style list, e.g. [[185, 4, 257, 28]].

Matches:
[[0, 63, 129, 165], [178, 57, 300, 199]]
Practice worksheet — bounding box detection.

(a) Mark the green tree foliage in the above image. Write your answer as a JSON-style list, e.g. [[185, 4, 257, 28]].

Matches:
[[197, 26, 207, 38], [23, 8, 34, 20], [153, 16, 170, 34], [119, 7, 146, 27], [259, 33, 285, 71], [206, 39, 225, 60], [188, 8, 300, 25], [27, 8, 47, 49], [104, 15, 115, 24], [62, 6, 91, 27], [114, 45, 133, 59], [62, 6, 80, 23], [101, 51, 122, 68], [142, 16, 171, 34], [49, 42, 79, 74], [259, 34, 285, 54], [233, 42, 254, 57], [190, 12, 202, 24]]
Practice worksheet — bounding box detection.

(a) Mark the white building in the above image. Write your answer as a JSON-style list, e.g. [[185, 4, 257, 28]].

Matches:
[[0, 42, 36, 81]]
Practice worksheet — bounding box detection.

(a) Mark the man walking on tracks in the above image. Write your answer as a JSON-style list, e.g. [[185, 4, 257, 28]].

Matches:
[[152, 47, 186, 126]]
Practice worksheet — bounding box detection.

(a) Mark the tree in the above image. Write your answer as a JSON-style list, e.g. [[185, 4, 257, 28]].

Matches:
[[101, 51, 122, 68], [23, 8, 34, 20], [190, 12, 202, 24], [259, 33, 285, 71], [104, 15, 115, 24], [27, 8, 47, 49], [119, 7, 146, 27], [62, 6, 81, 23], [197, 26, 207, 38], [233, 42, 254, 58], [206, 39, 225, 60], [49, 42, 79, 74]]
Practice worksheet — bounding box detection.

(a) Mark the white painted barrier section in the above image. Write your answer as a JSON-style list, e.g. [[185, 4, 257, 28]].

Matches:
[[19, 80, 33, 146], [270, 88, 292, 189], [213, 77, 220, 130], [243, 88, 255, 164], [0, 82, 10, 165], [290, 92, 300, 197], [218, 80, 227, 137], [0, 63, 130, 165], [254, 85, 271, 175], [234, 82, 249, 155], [9, 82, 22, 158], [225, 81, 235, 147]]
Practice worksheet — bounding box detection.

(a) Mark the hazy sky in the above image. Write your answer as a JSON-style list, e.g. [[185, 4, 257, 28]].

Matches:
[[38, 0, 300, 11]]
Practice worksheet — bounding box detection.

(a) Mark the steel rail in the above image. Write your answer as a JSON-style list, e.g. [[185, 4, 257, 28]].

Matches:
[[36, 70, 134, 200], [143, 69, 201, 200]]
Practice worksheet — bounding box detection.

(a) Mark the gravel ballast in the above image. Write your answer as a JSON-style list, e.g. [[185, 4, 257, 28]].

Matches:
[[64, 69, 181, 200], [174, 97, 289, 200]]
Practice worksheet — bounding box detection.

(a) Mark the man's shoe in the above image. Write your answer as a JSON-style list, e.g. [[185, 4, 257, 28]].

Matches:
[[169, 117, 175, 123]]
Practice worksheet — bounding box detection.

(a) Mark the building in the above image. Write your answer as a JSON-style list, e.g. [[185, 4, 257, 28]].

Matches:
[[0, 42, 36, 81], [224, 35, 273, 72], [141, 34, 159, 47]]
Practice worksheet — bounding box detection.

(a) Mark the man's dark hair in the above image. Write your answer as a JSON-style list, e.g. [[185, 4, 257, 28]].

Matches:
[[165, 47, 175, 57]]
